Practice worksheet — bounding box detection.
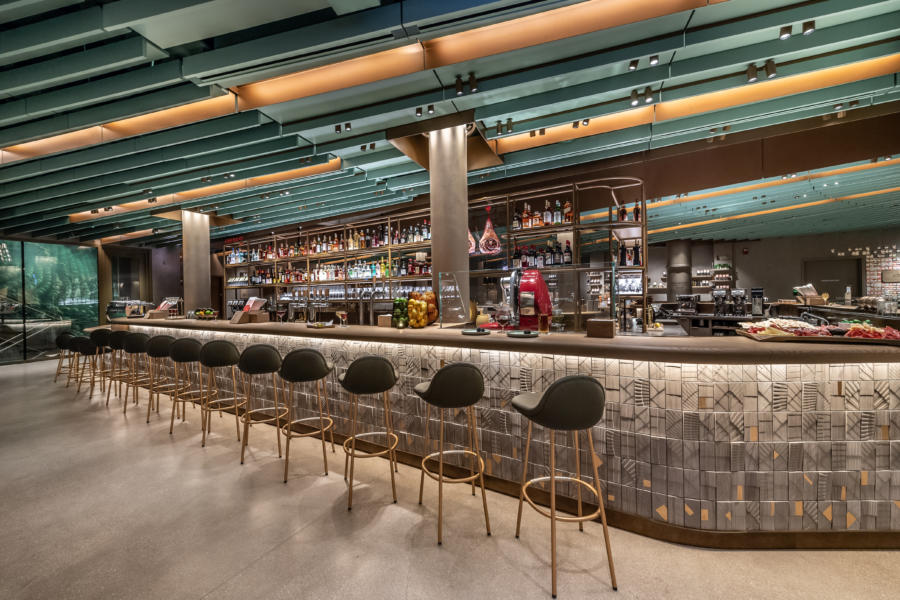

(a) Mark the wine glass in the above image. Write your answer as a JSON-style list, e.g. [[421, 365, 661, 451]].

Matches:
[[336, 309, 348, 328], [496, 305, 511, 331]]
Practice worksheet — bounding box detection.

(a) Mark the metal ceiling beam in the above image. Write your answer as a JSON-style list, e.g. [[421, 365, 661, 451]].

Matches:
[[0, 5, 111, 66]]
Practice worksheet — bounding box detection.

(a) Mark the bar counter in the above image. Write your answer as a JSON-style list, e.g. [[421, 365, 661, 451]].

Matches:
[[113, 318, 900, 547]]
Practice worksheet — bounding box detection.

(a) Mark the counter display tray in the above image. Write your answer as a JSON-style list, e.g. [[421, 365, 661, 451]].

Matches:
[[736, 329, 900, 346]]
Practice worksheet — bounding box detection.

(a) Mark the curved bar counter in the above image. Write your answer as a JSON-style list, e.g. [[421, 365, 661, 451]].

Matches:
[[114, 319, 900, 548]]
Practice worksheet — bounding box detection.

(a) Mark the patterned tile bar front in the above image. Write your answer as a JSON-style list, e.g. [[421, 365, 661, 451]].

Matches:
[[131, 324, 900, 533]]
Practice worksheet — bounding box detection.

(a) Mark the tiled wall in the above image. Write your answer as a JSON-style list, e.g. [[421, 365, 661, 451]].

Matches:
[[139, 326, 900, 533]]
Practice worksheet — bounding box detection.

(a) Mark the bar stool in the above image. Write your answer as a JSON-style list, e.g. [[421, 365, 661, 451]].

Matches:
[[122, 332, 151, 414], [105, 330, 130, 406], [168, 338, 204, 435], [70, 336, 97, 395], [145, 335, 182, 424], [279, 348, 335, 482], [414, 362, 491, 545], [238, 344, 288, 465], [339, 355, 398, 510], [199, 340, 244, 447], [513, 375, 617, 597], [89, 328, 113, 394], [54, 332, 74, 384]]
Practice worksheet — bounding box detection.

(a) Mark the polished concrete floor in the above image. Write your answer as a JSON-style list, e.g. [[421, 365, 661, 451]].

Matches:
[[1, 360, 897, 600]]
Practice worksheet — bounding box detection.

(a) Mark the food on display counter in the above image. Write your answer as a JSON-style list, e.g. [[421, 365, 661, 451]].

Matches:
[[741, 318, 900, 340]]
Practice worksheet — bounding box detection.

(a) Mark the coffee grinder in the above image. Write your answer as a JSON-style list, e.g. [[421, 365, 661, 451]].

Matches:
[[712, 289, 729, 316], [730, 288, 747, 317]]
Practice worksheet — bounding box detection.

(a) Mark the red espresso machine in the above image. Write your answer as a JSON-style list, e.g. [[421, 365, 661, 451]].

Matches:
[[505, 268, 553, 330]]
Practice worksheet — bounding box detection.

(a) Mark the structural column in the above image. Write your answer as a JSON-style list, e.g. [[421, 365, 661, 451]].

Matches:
[[181, 210, 211, 312], [666, 239, 692, 301], [428, 125, 470, 316]]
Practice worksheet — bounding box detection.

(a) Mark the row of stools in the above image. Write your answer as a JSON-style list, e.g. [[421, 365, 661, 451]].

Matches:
[[53, 330, 616, 597]]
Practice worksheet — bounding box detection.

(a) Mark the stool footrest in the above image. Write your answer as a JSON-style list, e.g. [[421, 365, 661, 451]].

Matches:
[[281, 416, 333, 437], [421, 449, 485, 484], [243, 406, 289, 425], [522, 475, 603, 523], [342, 431, 398, 458]]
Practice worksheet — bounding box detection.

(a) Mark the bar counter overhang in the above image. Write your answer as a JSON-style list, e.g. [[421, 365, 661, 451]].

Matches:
[[113, 318, 900, 548]]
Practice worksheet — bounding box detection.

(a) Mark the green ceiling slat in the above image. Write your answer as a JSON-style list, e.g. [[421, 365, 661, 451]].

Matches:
[[0, 36, 168, 99], [0, 5, 109, 66]]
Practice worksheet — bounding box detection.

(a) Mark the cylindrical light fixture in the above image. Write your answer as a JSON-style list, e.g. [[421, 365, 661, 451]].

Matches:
[[649, 55, 659, 66], [582, 118, 589, 126], [468, 72, 478, 92], [779, 25, 792, 40], [539, 128, 546, 136], [572, 121, 579, 129], [644, 86, 653, 103], [344, 122, 351, 131], [427, 104, 434, 114], [628, 59, 639, 71], [529, 130, 536, 137], [455, 75, 464, 96], [802, 20, 815, 35], [506, 117, 513, 132], [765, 59, 777, 78], [630, 89, 639, 106], [747, 63, 758, 83], [495, 120, 502, 136], [415, 106, 422, 117]]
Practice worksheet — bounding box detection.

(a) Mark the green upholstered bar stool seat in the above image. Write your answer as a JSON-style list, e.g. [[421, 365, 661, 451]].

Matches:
[[198, 340, 245, 448], [338, 355, 399, 510], [414, 362, 492, 545], [278, 348, 336, 482], [238, 344, 288, 466], [512, 375, 617, 597]]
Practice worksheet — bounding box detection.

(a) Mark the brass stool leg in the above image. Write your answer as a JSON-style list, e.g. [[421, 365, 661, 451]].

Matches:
[[437, 407, 444, 544], [65, 350, 74, 388], [316, 379, 329, 474], [574, 431, 584, 532], [282, 382, 293, 483], [383, 391, 398, 503], [273, 373, 282, 458], [105, 351, 114, 405], [418, 403, 430, 504], [201, 366, 209, 447], [467, 408, 476, 496], [169, 362, 179, 434], [240, 374, 251, 464], [323, 379, 335, 452], [515, 421, 534, 538], [347, 394, 358, 510], [472, 406, 492, 535], [588, 429, 617, 591], [550, 430, 557, 599], [54, 350, 64, 382], [146, 357, 155, 423], [232, 366, 241, 440]]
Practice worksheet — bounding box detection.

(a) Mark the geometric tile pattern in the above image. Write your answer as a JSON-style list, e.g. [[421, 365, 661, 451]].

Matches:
[[137, 326, 900, 532]]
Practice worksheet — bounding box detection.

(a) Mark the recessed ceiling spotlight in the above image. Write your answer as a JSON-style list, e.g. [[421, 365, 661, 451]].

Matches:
[[572, 120, 579, 129], [644, 86, 653, 103], [344, 122, 351, 131], [789, 173, 797, 178], [90, 209, 99, 214], [335, 124, 342, 134], [649, 55, 659, 66], [628, 59, 639, 71], [802, 20, 815, 35], [369, 142, 375, 150], [506, 118, 513, 132], [455, 75, 464, 96], [765, 59, 777, 79], [630, 89, 639, 106], [427, 104, 434, 114], [833, 103, 844, 111], [415, 106, 422, 117], [529, 130, 536, 137], [848, 99, 859, 108], [360, 145, 367, 151], [582, 118, 589, 126], [147, 197, 157, 203], [779, 25, 792, 40], [747, 63, 758, 83], [539, 128, 546, 136], [468, 72, 478, 92], [495, 120, 502, 136], [104, 206, 113, 211]]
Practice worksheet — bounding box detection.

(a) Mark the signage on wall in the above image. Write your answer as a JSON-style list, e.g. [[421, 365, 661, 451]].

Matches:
[[224, 235, 245, 244], [882, 270, 900, 283]]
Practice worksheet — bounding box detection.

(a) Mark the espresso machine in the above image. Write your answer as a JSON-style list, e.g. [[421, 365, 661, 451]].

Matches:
[[730, 288, 747, 316], [500, 268, 552, 330]]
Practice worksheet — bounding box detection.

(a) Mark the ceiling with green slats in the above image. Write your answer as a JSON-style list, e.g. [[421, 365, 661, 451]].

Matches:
[[1, 0, 900, 247]]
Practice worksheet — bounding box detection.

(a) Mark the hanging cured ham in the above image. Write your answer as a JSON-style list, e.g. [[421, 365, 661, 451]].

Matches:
[[478, 206, 502, 255], [468, 229, 477, 254]]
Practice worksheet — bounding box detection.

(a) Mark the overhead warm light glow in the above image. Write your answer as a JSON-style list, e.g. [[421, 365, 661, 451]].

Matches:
[[69, 158, 342, 222], [100, 229, 154, 245]]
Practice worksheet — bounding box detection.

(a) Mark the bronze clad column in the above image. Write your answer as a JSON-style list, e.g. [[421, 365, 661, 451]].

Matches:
[[428, 125, 470, 310], [182, 210, 211, 312], [667, 239, 691, 301]]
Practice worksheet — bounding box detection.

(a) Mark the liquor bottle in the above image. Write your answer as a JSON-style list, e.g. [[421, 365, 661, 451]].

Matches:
[[522, 204, 531, 229], [618, 205, 628, 222], [512, 208, 521, 231], [633, 203, 642, 223], [619, 243, 627, 267], [543, 201, 552, 227], [544, 241, 554, 266], [532, 205, 542, 228], [634, 242, 642, 267], [563, 200, 573, 223], [563, 240, 573, 264], [555, 241, 563, 265], [553, 199, 562, 225], [536, 248, 545, 269], [512, 245, 521, 269], [423, 220, 431, 240]]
